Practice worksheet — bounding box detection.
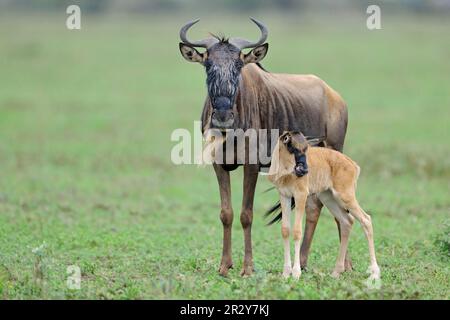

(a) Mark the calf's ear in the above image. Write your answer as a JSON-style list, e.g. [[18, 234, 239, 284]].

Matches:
[[306, 136, 326, 146], [280, 131, 291, 144], [179, 43, 206, 63], [268, 137, 296, 182], [242, 43, 269, 64]]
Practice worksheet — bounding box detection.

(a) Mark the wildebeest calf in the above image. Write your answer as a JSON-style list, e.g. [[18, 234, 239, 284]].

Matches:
[[267, 131, 380, 280]]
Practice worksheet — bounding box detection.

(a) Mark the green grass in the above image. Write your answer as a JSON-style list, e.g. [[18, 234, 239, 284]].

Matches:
[[0, 12, 449, 299]]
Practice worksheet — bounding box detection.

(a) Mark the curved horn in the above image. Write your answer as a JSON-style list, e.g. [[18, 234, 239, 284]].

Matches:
[[179, 19, 219, 48], [229, 18, 268, 50]]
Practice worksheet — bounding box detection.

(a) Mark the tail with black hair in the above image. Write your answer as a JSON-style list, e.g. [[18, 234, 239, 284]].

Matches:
[[264, 197, 296, 225]]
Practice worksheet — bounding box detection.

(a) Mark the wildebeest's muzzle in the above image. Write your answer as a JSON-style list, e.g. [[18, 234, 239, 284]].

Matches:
[[211, 96, 235, 129]]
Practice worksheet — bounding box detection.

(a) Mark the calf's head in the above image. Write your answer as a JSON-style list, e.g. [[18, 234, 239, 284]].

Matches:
[[280, 131, 309, 177], [179, 18, 269, 129]]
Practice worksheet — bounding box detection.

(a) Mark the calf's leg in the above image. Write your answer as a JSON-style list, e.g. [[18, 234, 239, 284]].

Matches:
[[279, 195, 292, 278], [302, 195, 353, 271], [335, 218, 354, 272], [346, 200, 380, 280], [300, 195, 322, 270], [292, 192, 308, 280], [319, 191, 353, 278]]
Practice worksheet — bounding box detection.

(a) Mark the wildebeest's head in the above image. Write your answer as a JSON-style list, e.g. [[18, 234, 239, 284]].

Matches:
[[179, 18, 269, 129]]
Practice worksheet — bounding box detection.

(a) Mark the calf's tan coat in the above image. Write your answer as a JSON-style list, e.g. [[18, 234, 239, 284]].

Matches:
[[268, 132, 380, 280]]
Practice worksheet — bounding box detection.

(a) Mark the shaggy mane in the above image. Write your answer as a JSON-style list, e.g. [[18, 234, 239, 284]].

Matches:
[[209, 33, 229, 43]]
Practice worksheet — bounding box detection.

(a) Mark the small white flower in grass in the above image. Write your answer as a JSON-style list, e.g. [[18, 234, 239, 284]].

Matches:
[[31, 242, 47, 256], [66, 265, 81, 290]]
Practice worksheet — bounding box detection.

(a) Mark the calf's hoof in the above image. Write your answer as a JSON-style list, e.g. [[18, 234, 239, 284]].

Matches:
[[367, 265, 381, 280], [331, 271, 341, 278], [292, 266, 302, 280], [331, 267, 346, 279], [282, 265, 292, 278], [345, 258, 353, 272]]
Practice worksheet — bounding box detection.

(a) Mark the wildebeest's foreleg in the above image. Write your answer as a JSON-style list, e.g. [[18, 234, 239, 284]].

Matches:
[[213, 163, 234, 276], [240, 164, 259, 276]]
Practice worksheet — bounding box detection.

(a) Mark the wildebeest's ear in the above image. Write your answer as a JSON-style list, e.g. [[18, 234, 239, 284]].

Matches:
[[179, 43, 205, 63], [242, 43, 269, 64]]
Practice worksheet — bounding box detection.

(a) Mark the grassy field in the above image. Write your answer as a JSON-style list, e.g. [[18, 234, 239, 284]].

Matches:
[[0, 12, 449, 299]]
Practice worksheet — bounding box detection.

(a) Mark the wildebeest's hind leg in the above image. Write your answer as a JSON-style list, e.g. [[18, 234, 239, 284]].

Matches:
[[240, 164, 259, 276], [213, 163, 234, 276]]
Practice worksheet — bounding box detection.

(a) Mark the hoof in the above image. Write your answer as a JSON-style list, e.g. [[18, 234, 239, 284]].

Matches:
[[292, 266, 302, 280], [282, 265, 292, 278], [344, 259, 353, 272], [331, 267, 345, 278], [365, 273, 382, 290], [240, 265, 254, 277], [368, 273, 380, 281], [332, 262, 346, 278], [331, 271, 341, 278], [367, 265, 381, 280], [218, 263, 233, 277]]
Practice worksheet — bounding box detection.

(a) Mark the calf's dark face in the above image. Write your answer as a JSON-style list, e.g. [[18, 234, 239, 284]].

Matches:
[[281, 131, 309, 177], [179, 42, 269, 130]]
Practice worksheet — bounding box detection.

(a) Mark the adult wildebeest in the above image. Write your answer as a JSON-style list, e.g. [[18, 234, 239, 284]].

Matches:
[[179, 18, 350, 276]]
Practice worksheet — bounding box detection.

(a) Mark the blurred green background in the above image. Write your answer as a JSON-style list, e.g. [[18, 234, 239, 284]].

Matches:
[[0, 0, 449, 299]]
